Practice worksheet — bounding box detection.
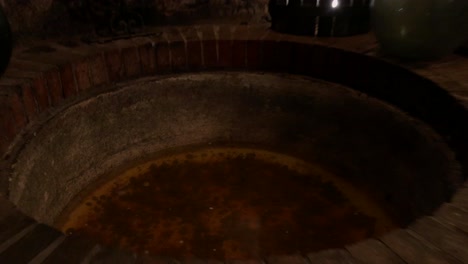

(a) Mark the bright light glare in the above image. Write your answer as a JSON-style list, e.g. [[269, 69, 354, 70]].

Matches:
[[331, 0, 339, 8]]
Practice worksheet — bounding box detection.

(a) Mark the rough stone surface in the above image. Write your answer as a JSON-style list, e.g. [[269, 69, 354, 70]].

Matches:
[[0, 24, 466, 263], [9, 72, 459, 233]]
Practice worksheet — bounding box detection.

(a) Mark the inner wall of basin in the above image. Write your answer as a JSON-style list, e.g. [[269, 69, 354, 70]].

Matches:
[[9, 72, 460, 230]]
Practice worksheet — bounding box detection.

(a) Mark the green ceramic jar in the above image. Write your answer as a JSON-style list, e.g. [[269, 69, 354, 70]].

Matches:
[[372, 0, 468, 59]]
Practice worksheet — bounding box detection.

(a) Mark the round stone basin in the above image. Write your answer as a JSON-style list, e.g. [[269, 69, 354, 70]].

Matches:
[[8, 72, 461, 260]]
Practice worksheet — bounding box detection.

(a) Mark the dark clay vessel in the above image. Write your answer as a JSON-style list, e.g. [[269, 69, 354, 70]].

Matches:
[[0, 5, 11, 76]]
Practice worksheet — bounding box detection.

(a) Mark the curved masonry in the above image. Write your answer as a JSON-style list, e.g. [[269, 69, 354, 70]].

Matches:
[[0, 25, 467, 262], [9, 72, 461, 229]]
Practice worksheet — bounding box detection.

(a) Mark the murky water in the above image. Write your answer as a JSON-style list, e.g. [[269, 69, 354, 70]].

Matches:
[[61, 147, 398, 260]]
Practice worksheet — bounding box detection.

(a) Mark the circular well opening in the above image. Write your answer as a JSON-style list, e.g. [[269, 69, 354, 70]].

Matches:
[[8, 72, 461, 260]]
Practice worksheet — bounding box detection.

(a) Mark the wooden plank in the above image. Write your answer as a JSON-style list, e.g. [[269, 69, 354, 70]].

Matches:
[[307, 249, 361, 264], [0, 223, 37, 254], [346, 238, 405, 264], [409, 216, 468, 263], [0, 196, 35, 245], [267, 255, 309, 264], [0, 224, 62, 263], [380, 229, 461, 264], [434, 203, 468, 234], [42, 235, 97, 264], [450, 187, 468, 211], [0, 211, 35, 245], [29, 235, 67, 263]]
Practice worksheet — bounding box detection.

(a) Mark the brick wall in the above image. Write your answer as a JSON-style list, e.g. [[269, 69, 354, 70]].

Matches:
[[0, 0, 269, 37]]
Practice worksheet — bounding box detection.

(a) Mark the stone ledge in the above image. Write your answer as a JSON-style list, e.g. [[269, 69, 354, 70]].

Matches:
[[0, 24, 467, 263]]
